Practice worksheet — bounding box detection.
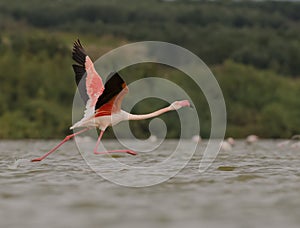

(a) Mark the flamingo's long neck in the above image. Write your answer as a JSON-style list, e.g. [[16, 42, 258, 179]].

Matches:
[[128, 107, 171, 121]]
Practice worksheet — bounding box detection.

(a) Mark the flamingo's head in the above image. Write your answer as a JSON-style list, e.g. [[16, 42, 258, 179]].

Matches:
[[170, 100, 191, 110]]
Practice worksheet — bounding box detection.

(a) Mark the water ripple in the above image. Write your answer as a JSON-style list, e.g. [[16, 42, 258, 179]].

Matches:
[[0, 140, 300, 228]]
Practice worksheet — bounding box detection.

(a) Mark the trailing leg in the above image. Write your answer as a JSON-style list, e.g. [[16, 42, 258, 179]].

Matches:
[[31, 128, 89, 162], [93, 131, 137, 156]]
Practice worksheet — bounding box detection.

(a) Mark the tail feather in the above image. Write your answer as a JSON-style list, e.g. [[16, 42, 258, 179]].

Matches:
[[70, 118, 89, 130]]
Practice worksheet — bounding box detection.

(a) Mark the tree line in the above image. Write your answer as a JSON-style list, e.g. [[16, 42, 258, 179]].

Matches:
[[0, 0, 299, 138], [1, 0, 299, 76]]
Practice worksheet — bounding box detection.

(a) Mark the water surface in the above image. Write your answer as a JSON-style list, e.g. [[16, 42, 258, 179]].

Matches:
[[0, 140, 299, 228]]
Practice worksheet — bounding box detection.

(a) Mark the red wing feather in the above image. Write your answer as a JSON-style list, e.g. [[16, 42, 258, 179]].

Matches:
[[72, 39, 104, 117], [95, 84, 128, 117], [85, 57, 104, 108]]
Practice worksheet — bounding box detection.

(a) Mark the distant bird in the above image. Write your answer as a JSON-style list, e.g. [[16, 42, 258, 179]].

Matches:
[[149, 135, 158, 143], [290, 141, 300, 149], [31, 39, 191, 162], [277, 135, 300, 148], [192, 135, 201, 143], [291, 135, 300, 140], [290, 135, 300, 149], [220, 137, 235, 152], [276, 140, 290, 148], [246, 135, 258, 144]]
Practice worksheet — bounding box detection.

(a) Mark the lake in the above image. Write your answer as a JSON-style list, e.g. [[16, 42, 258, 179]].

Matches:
[[0, 139, 299, 228]]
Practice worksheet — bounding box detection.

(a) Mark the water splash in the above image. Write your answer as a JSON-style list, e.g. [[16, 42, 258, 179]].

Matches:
[[8, 159, 31, 169]]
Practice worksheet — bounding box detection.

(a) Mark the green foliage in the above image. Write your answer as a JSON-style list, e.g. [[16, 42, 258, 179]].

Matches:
[[1, 0, 299, 76], [215, 60, 300, 138], [0, 34, 73, 138], [0, 0, 300, 138]]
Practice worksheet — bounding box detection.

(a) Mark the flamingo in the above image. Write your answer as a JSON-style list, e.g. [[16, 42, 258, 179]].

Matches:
[[277, 135, 300, 148], [192, 135, 201, 143], [246, 134, 259, 144], [220, 137, 235, 152], [31, 39, 191, 162]]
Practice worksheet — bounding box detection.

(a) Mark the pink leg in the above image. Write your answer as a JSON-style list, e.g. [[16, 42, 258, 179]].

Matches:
[[31, 128, 90, 162], [94, 131, 137, 156]]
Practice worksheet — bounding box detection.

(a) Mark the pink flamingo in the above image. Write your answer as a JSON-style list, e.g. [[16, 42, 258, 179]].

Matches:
[[31, 40, 191, 162]]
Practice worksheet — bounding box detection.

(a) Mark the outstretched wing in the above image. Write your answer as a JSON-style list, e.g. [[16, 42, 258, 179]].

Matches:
[[72, 39, 104, 118], [95, 72, 128, 117]]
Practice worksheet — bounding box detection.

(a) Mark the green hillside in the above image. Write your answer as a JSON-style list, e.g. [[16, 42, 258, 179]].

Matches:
[[0, 0, 300, 138]]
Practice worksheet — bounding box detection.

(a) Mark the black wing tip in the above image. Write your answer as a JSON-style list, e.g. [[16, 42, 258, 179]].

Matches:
[[72, 38, 88, 86], [72, 38, 87, 66], [71, 39, 89, 103], [72, 64, 86, 83], [73, 38, 82, 49]]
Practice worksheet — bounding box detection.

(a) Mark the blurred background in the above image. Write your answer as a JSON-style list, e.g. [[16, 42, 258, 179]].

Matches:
[[0, 0, 300, 139]]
